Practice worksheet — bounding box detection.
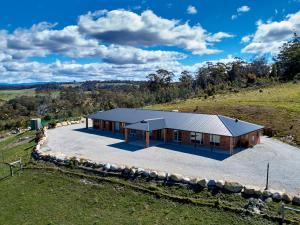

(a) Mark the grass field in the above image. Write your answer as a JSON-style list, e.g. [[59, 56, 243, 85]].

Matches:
[[0, 131, 300, 224], [147, 82, 300, 145], [0, 89, 36, 101]]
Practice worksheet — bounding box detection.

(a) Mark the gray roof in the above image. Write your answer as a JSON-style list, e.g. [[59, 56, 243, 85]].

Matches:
[[88, 108, 263, 137], [126, 118, 166, 131]]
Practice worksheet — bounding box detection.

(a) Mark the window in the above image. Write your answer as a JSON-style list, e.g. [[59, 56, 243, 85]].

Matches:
[[190, 132, 203, 144], [210, 134, 220, 146], [173, 130, 182, 142]]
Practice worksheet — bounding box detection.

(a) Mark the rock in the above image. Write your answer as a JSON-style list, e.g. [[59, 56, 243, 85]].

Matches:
[[136, 168, 145, 175], [35, 144, 40, 151], [67, 121, 71, 125], [149, 170, 158, 178], [189, 178, 200, 185], [254, 188, 263, 196], [292, 195, 300, 205], [142, 170, 151, 177], [198, 178, 209, 188], [207, 179, 217, 188], [55, 123, 62, 128], [282, 193, 293, 202], [104, 163, 111, 171], [224, 181, 243, 193], [262, 190, 272, 198], [243, 185, 257, 195], [157, 171, 167, 180], [182, 177, 191, 183], [169, 173, 183, 182], [61, 121, 68, 126], [129, 167, 137, 176], [110, 164, 119, 171], [216, 180, 225, 189], [272, 192, 283, 201], [123, 166, 131, 174]]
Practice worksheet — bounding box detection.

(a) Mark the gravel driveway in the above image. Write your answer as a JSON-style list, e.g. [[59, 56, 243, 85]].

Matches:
[[42, 122, 300, 195]]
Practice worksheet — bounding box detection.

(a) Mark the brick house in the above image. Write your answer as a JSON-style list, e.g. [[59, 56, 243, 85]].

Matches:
[[87, 108, 263, 154]]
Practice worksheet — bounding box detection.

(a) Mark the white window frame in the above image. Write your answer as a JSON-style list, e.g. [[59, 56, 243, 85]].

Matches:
[[210, 134, 220, 146], [190, 132, 203, 144]]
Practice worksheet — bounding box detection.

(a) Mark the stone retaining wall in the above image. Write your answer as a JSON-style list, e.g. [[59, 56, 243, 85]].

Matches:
[[34, 124, 300, 207]]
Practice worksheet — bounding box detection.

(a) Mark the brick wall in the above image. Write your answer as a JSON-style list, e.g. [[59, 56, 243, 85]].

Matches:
[[181, 131, 190, 144]]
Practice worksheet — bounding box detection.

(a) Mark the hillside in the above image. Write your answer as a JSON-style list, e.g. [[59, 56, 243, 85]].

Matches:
[[147, 82, 300, 145]]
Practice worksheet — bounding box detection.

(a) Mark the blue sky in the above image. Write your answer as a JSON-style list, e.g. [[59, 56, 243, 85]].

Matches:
[[0, 0, 299, 83]]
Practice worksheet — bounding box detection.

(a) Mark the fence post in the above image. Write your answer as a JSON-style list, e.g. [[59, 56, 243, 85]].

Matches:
[[265, 162, 269, 190], [10, 165, 13, 177], [280, 202, 285, 223]]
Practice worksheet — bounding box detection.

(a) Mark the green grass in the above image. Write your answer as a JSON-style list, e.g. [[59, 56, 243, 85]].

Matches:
[[0, 89, 36, 101], [0, 131, 299, 224], [147, 82, 300, 145]]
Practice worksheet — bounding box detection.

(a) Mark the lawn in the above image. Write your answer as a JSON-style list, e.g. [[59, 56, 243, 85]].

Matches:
[[0, 130, 299, 224], [147, 82, 300, 145]]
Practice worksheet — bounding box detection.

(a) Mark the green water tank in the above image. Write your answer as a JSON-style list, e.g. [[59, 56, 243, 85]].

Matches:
[[30, 118, 42, 130]]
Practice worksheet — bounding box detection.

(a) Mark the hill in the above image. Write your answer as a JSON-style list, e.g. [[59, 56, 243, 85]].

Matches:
[[147, 82, 300, 146]]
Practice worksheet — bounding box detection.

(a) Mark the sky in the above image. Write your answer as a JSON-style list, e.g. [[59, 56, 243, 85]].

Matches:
[[0, 0, 299, 83]]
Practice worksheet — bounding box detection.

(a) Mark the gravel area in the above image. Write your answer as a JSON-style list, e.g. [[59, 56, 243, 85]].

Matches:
[[42, 122, 300, 195]]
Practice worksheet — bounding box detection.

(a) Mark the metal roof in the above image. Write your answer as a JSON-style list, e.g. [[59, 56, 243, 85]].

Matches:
[[88, 108, 263, 137], [126, 118, 166, 131]]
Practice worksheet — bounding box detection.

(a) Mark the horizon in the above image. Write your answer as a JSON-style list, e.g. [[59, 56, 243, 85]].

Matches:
[[0, 0, 299, 83]]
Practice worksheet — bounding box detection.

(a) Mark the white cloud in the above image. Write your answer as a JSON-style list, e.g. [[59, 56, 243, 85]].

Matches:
[[231, 5, 250, 20], [78, 9, 233, 55], [187, 5, 197, 14], [237, 6, 250, 13], [242, 10, 300, 54], [241, 34, 253, 43], [207, 32, 235, 42]]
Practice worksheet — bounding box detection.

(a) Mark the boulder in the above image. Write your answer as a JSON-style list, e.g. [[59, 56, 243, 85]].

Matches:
[[169, 173, 183, 182], [67, 121, 71, 125], [282, 193, 293, 202], [142, 170, 151, 177], [262, 190, 272, 198], [129, 167, 137, 176], [254, 188, 263, 196], [189, 178, 200, 185], [216, 180, 225, 189], [272, 191, 283, 201], [149, 170, 158, 178], [207, 179, 217, 188], [123, 166, 131, 174], [35, 144, 40, 151], [157, 171, 167, 180], [55, 123, 62, 128], [182, 177, 191, 183], [104, 163, 111, 171], [243, 185, 259, 195], [110, 164, 119, 171], [292, 195, 300, 205], [198, 178, 209, 188], [136, 168, 145, 175], [224, 181, 243, 193]]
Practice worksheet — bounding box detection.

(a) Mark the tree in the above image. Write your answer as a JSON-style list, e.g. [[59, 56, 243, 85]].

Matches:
[[275, 33, 300, 80], [248, 57, 270, 78], [146, 69, 174, 91], [270, 64, 278, 78], [179, 70, 194, 89]]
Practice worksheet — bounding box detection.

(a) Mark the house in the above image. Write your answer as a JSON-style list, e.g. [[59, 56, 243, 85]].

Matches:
[[87, 108, 263, 154]]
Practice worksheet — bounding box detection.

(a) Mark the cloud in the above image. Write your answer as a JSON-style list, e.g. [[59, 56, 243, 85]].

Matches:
[[1, 21, 185, 64], [237, 6, 250, 13], [241, 34, 253, 43], [207, 32, 235, 42], [242, 10, 300, 54], [78, 9, 232, 55], [187, 5, 197, 14], [231, 5, 250, 20]]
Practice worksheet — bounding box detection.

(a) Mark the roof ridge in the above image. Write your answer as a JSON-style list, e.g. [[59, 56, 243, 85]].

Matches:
[[217, 115, 234, 136]]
